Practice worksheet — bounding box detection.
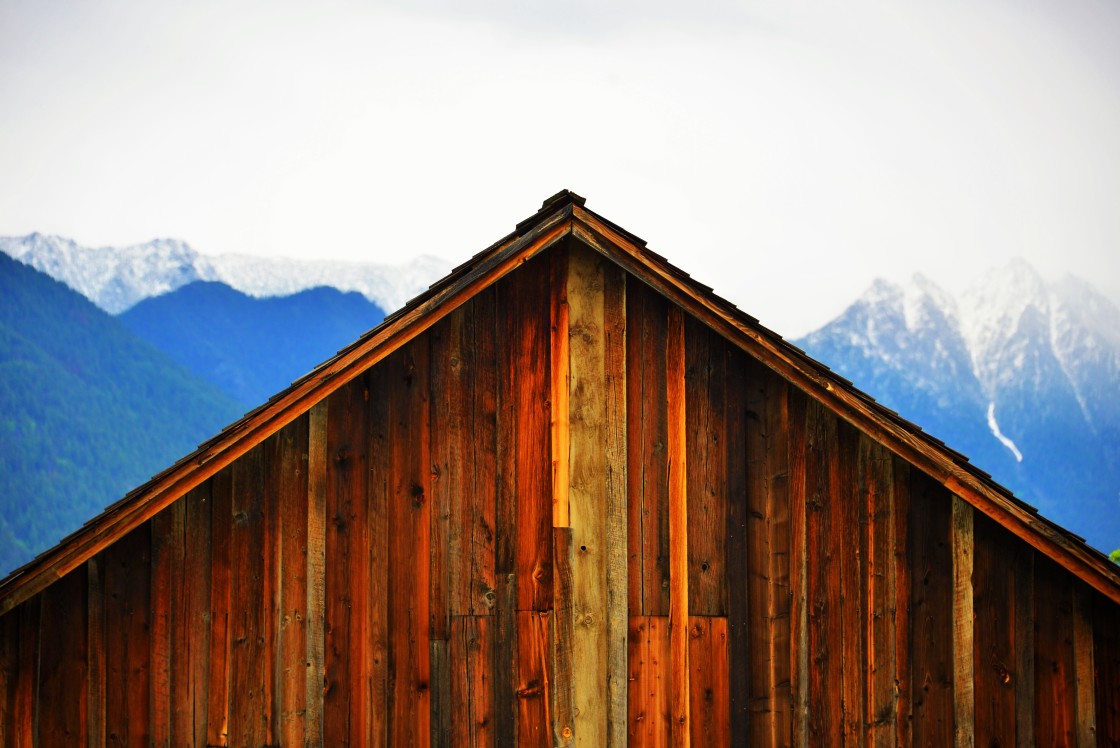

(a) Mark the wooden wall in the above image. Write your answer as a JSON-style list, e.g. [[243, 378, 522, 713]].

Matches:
[[1, 241, 1118, 746]]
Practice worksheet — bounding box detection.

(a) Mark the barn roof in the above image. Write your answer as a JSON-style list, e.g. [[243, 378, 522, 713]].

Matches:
[[2, 189, 1118, 614]]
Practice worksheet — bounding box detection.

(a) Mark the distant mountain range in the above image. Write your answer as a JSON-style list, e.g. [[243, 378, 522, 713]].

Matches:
[[0, 232, 448, 314], [120, 281, 385, 407], [795, 260, 1120, 552], [0, 253, 243, 574]]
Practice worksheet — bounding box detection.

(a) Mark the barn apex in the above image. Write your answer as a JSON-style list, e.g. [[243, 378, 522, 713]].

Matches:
[[0, 190, 1117, 746]]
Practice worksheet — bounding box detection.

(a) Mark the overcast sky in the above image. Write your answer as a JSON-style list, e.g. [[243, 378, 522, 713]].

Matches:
[[2, 0, 1118, 336]]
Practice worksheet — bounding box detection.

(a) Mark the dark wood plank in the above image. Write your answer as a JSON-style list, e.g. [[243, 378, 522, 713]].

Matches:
[[149, 505, 175, 746], [626, 280, 670, 618], [276, 417, 310, 747], [628, 615, 670, 747], [891, 457, 912, 748], [503, 256, 554, 612], [743, 357, 792, 745], [227, 444, 270, 747], [687, 616, 729, 748], [451, 616, 494, 746], [972, 513, 1017, 746], [909, 471, 955, 746], [207, 467, 233, 746], [13, 597, 38, 748], [685, 319, 727, 617], [105, 524, 151, 747], [179, 485, 212, 747], [1034, 556, 1076, 745], [1013, 543, 1035, 747], [860, 435, 896, 748], [0, 603, 21, 747], [787, 387, 809, 748], [1093, 590, 1120, 746], [836, 421, 864, 745], [494, 279, 520, 748], [367, 366, 390, 746], [1072, 585, 1095, 747], [805, 400, 841, 745], [306, 402, 327, 747], [725, 349, 749, 742], [87, 557, 106, 748], [37, 567, 88, 747], [517, 611, 552, 747], [322, 378, 362, 745], [386, 342, 432, 746]]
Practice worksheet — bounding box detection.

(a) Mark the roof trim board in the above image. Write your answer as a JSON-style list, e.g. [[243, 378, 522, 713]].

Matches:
[[2, 190, 1117, 615]]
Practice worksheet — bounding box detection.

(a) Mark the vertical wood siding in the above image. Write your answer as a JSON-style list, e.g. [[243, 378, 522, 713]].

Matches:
[[2, 244, 1118, 746]]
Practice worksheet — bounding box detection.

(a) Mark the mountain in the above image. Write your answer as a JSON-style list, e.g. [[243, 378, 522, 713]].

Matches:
[[120, 281, 386, 407], [0, 254, 244, 575], [0, 232, 449, 314], [796, 260, 1120, 552]]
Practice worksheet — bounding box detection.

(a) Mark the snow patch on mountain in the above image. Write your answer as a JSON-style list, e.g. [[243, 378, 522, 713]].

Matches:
[[0, 233, 451, 314], [986, 402, 1023, 462]]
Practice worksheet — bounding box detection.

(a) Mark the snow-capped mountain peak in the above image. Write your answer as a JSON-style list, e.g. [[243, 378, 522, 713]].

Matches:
[[0, 234, 451, 315]]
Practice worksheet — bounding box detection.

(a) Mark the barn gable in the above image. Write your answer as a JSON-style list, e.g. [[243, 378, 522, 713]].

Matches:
[[1, 190, 1118, 745]]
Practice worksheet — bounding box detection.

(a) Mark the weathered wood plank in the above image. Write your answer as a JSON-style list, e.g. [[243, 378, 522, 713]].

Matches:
[[687, 616, 729, 748], [149, 505, 174, 747], [551, 246, 571, 529], [787, 387, 809, 748], [805, 400, 841, 745], [891, 457, 911, 748], [207, 468, 233, 746], [666, 305, 690, 748], [909, 470, 954, 745], [37, 567, 87, 747], [13, 597, 38, 748], [0, 601, 21, 747], [951, 495, 975, 748], [367, 366, 391, 747], [604, 261, 629, 748], [1093, 590, 1120, 745], [1013, 543, 1035, 747], [386, 343, 432, 745], [836, 421, 864, 744], [228, 444, 269, 747], [1072, 585, 1096, 747], [628, 615, 670, 747], [860, 435, 896, 748], [972, 513, 1017, 745], [743, 356, 792, 745], [494, 280, 520, 748], [306, 401, 328, 747], [105, 524, 151, 747], [1034, 557, 1076, 745], [567, 244, 609, 746], [685, 319, 726, 617], [626, 281, 670, 618], [276, 416, 310, 747], [725, 350, 749, 742], [552, 527, 575, 746], [87, 557, 106, 748], [504, 256, 554, 612], [517, 611, 552, 747], [451, 616, 494, 746]]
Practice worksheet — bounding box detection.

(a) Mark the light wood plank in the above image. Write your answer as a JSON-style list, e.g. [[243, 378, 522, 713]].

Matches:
[[551, 247, 571, 529], [305, 401, 327, 746], [952, 495, 975, 748], [666, 305, 690, 748]]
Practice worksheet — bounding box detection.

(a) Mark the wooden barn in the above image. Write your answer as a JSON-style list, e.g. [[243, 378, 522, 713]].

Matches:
[[1, 190, 1118, 746]]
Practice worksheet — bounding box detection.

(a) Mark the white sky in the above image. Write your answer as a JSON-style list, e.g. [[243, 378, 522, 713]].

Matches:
[[2, 0, 1118, 336]]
